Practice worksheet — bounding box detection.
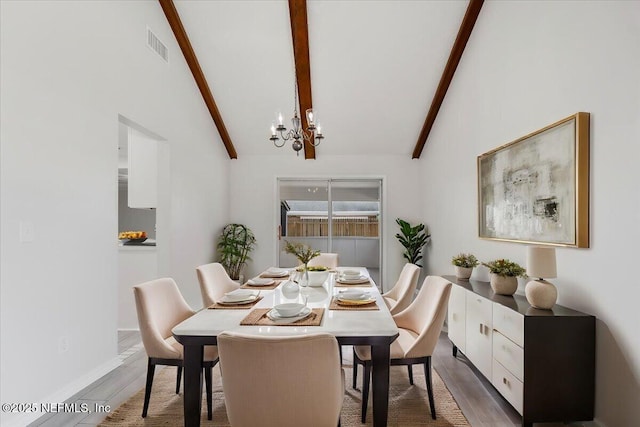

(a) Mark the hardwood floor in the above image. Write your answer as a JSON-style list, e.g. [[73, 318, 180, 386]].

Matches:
[[28, 331, 579, 427]]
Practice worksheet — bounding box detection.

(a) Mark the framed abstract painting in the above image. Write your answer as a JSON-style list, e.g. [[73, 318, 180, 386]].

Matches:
[[477, 112, 590, 248]]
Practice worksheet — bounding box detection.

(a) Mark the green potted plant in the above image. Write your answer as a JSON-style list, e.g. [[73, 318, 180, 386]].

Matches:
[[482, 258, 527, 295], [395, 218, 430, 267], [217, 224, 256, 281], [284, 240, 320, 286], [451, 253, 479, 280]]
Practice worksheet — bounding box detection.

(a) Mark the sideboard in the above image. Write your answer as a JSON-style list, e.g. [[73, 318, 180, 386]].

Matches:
[[443, 275, 595, 427]]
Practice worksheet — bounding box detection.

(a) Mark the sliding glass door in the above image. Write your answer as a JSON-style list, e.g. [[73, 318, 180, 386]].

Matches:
[[277, 178, 382, 286]]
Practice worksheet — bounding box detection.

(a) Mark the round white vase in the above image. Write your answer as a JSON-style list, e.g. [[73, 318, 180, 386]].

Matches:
[[455, 266, 473, 280], [490, 274, 518, 295], [525, 279, 557, 309]]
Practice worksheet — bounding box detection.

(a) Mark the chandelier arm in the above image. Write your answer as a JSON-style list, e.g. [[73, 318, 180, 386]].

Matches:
[[272, 137, 287, 148]]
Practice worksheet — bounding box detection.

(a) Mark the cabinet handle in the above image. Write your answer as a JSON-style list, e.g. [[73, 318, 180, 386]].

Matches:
[[479, 323, 483, 334], [503, 377, 510, 387]]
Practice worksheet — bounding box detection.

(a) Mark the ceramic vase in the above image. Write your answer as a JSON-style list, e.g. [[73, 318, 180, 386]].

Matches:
[[454, 266, 473, 280], [490, 274, 518, 295]]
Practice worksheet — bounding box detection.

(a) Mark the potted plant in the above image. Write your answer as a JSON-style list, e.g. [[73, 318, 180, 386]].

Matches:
[[482, 258, 528, 295], [284, 240, 320, 286], [395, 218, 430, 267], [451, 253, 479, 280], [217, 223, 256, 281]]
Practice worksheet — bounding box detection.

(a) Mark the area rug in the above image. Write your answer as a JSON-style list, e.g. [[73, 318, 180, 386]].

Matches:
[[100, 361, 469, 426]]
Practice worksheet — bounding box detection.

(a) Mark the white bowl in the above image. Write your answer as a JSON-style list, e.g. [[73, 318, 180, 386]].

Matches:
[[273, 303, 305, 317], [342, 269, 361, 277], [223, 289, 256, 302], [306, 270, 330, 286], [339, 290, 369, 300]]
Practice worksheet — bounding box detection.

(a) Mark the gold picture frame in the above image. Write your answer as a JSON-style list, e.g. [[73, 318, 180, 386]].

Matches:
[[477, 112, 590, 248]]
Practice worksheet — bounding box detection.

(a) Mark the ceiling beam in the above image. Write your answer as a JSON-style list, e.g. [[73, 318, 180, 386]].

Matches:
[[288, 0, 316, 160], [412, 0, 484, 159], [158, 0, 238, 159]]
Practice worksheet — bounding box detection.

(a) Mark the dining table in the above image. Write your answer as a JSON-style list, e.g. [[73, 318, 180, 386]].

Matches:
[[172, 267, 399, 427]]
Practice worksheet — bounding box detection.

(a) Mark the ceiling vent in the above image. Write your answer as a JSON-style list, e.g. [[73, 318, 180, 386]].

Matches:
[[147, 27, 168, 63]]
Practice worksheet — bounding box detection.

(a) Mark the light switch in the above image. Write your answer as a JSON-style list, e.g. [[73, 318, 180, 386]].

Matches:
[[19, 221, 35, 242]]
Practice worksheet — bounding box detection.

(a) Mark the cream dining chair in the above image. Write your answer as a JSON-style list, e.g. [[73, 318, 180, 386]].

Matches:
[[353, 275, 452, 422], [133, 277, 218, 419], [196, 262, 239, 308], [382, 263, 421, 315], [217, 332, 344, 427], [308, 252, 339, 269]]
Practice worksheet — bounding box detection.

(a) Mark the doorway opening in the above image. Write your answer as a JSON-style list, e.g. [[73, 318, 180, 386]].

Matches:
[[277, 178, 383, 287]]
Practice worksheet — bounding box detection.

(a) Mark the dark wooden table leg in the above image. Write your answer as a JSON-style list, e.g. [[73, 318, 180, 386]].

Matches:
[[183, 344, 203, 427], [370, 343, 391, 427]]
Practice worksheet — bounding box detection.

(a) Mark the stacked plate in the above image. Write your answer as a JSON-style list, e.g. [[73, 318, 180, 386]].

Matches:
[[261, 267, 290, 278], [336, 290, 376, 305], [336, 272, 370, 284], [218, 289, 260, 305], [246, 277, 275, 286], [267, 303, 312, 323]]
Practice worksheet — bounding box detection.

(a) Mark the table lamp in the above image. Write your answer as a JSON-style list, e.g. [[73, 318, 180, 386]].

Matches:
[[525, 246, 557, 309]]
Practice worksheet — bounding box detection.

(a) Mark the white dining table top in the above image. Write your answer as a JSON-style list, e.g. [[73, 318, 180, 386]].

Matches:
[[173, 267, 399, 339]]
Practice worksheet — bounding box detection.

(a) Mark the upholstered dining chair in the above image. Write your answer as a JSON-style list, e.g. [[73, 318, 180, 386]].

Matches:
[[217, 332, 344, 427], [196, 262, 239, 308], [353, 275, 452, 422], [308, 252, 339, 269], [133, 277, 218, 419], [381, 263, 421, 315]]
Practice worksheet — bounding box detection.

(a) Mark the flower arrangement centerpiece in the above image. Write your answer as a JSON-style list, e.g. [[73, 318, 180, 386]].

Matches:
[[482, 259, 527, 295], [284, 240, 320, 286], [451, 253, 479, 280]]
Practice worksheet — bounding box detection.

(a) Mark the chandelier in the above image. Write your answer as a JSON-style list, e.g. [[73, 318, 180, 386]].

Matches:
[[269, 82, 324, 155]]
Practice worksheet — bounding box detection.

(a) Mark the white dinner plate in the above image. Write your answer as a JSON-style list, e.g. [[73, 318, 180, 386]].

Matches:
[[247, 278, 275, 286], [336, 276, 370, 284], [266, 306, 312, 322], [338, 290, 370, 300], [220, 289, 259, 303]]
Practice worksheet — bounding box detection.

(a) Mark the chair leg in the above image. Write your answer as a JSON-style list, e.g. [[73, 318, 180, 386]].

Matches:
[[408, 364, 414, 385], [425, 357, 436, 419], [176, 366, 182, 394], [204, 366, 213, 420], [361, 362, 371, 423], [339, 345, 343, 364], [142, 358, 156, 418], [352, 348, 358, 389]]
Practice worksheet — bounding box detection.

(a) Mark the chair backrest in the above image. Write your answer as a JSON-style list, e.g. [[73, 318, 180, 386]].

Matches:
[[196, 262, 239, 308], [133, 277, 195, 360], [384, 263, 421, 314], [308, 253, 339, 269], [217, 332, 343, 427], [393, 275, 452, 359]]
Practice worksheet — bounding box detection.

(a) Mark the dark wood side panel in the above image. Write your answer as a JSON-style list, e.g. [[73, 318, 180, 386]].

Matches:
[[288, 0, 316, 160], [158, 0, 238, 159], [524, 316, 595, 423], [412, 0, 484, 159]]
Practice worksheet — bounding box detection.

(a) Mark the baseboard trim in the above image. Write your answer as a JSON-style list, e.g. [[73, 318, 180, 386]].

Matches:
[[1, 356, 122, 427]]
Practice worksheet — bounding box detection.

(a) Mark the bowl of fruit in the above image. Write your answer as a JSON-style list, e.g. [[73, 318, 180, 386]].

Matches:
[[118, 231, 147, 244]]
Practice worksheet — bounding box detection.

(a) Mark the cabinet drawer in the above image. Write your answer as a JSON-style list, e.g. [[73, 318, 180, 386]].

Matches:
[[493, 303, 524, 347], [492, 359, 523, 415], [493, 331, 524, 381]]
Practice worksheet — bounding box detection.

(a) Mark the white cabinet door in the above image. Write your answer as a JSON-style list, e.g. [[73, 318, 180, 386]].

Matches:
[[128, 128, 158, 209], [447, 285, 466, 353], [465, 294, 493, 378]]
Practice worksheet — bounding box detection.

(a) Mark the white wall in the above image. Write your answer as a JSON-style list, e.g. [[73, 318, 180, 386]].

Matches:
[[418, 2, 640, 425], [228, 154, 423, 292], [0, 1, 229, 425]]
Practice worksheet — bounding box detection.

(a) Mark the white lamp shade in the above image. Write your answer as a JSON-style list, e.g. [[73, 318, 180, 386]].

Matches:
[[526, 246, 557, 279]]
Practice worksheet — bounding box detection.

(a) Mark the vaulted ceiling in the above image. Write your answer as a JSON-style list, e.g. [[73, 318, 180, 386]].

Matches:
[[161, 0, 483, 159]]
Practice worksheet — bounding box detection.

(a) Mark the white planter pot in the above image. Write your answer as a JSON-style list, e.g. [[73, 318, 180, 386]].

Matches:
[[490, 274, 518, 295], [454, 266, 473, 280]]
